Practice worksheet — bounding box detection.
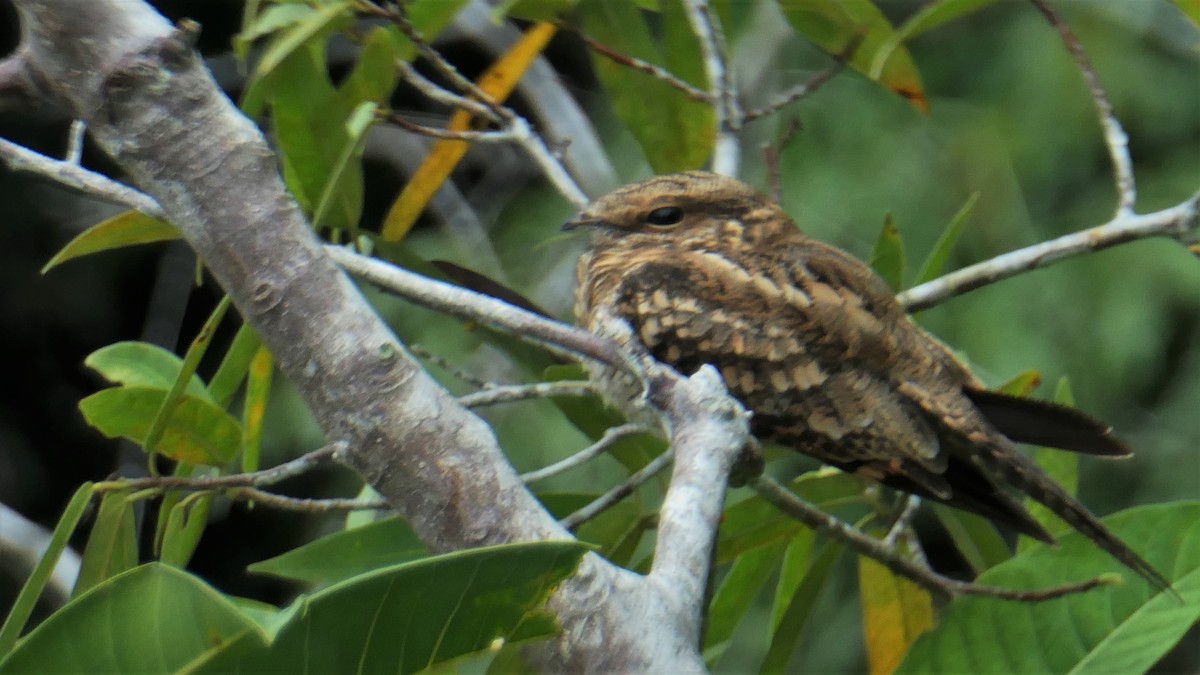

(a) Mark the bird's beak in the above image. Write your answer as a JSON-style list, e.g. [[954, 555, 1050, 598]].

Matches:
[[561, 213, 601, 231]]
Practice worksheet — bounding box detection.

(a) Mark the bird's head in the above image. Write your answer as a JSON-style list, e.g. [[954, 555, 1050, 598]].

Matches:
[[563, 171, 795, 246]]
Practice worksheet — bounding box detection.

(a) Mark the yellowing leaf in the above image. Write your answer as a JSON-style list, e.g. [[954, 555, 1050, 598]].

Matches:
[[42, 211, 181, 273], [859, 553, 935, 675], [381, 22, 559, 241]]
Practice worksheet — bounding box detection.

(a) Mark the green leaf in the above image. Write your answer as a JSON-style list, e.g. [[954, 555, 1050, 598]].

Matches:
[[248, 516, 429, 588], [241, 1, 352, 117], [771, 529, 816, 628], [997, 369, 1042, 397], [915, 191, 979, 285], [577, 0, 714, 172], [160, 492, 213, 568], [73, 491, 138, 598], [493, 0, 579, 22], [234, 3, 315, 60], [0, 564, 266, 674], [311, 101, 377, 233], [870, 212, 905, 291], [760, 541, 842, 673], [898, 502, 1200, 674], [1169, 0, 1200, 29], [41, 211, 180, 273], [270, 43, 364, 230], [704, 540, 787, 665], [79, 387, 243, 466], [878, 0, 997, 79], [386, 0, 474, 62], [84, 341, 213, 402], [0, 483, 93, 659], [775, 0, 928, 112], [207, 323, 263, 407], [199, 542, 589, 674], [540, 493, 646, 565], [718, 469, 865, 564], [335, 26, 402, 110]]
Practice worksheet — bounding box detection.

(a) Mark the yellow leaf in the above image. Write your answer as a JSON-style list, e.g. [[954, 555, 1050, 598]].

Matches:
[[859, 554, 935, 675], [381, 21, 558, 241]]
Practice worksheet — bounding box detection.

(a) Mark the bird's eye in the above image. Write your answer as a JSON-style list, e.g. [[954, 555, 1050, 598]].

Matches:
[[645, 206, 684, 227]]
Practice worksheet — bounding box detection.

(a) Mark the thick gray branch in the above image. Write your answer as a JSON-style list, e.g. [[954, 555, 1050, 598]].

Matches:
[[7, 1, 731, 669]]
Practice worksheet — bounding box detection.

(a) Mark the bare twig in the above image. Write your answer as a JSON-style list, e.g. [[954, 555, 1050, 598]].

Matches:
[[752, 476, 1113, 602], [65, 120, 86, 164], [228, 488, 390, 513], [683, 0, 741, 176], [575, 29, 713, 104], [460, 381, 597, 409], [882, 495, 922, 548], [395, 59, 502, 123], [326, 244, 641, 377], [378, 109, 516, 142], [93, 443, 346, 493], [763, 117, 802, 204], [0, 137, 164, 217], [1030, 0, 1136, 216], [898, 191, 1200, 311], [521, 422, 653, 484], [408, 344, 493, 388], [559, 449, 674, 531], [742, 62, 845, 124]]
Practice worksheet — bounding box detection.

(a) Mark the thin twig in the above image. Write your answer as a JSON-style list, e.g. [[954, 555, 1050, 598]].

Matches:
[[379, 109, 516, 142], [409, 344, 493, 388], [460, 381, 597, 409], [898, 190, 1200, 311], [65, 120, 86, 164], [1030, 0, 1136, 216], [395, 59, 502, 123], [370, 0, 513, 122], [326, 244, 642, 377], [683, 0, 741, 176], [882, 495, 922, 548], [0, 137, 164, 218], [522, 423, 654, 484], [93, 443, 345, 492], [560, 449, 674, 530], [574, 29, 713, 104], [763, 117, 802, 203], [228, 487, 390, 513], [743, 63, 845, 124], [752, 476, 1112, 602]]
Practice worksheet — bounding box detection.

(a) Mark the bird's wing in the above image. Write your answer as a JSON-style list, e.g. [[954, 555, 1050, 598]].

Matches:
[[603, 247, 947, 478]]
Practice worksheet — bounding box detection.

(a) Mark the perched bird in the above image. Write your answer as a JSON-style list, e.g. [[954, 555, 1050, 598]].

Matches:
[[567, 170, 1169, 591]]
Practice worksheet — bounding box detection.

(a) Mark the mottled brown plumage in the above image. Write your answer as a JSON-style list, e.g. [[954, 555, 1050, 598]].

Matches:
[[568, 171, 1168, 591]]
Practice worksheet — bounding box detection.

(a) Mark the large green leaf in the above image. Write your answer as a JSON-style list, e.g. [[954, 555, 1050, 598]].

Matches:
[[79, 387, 243, 466], [84, 341, 213, 402], [248, 516, 429, 588], [577, 0, 714, 172], [0, 564, 266, 674], [897, 502, 1200, 674], [197, 542, 589, 674]]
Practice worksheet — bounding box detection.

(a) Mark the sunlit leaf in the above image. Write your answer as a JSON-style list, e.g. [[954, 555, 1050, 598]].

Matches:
[[898, 503, 1200, 674], [79, 387, 242, 466], [1169, 0, 1200, 29], [41, 211, 180, 273], [160, 492, 213, 569], [997, 369, 1041, 397], [84, 341, 212, 402], [241, 2, 352, 116], [234, 3, 315, 60]]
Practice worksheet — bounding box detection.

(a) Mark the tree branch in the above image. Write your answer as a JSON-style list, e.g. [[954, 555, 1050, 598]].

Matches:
[[683, 0, 741, 176], [898, 192, 1200, 311]]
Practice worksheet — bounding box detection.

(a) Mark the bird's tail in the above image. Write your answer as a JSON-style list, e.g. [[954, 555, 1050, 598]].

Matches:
[[967, 435, 1173, 594]]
